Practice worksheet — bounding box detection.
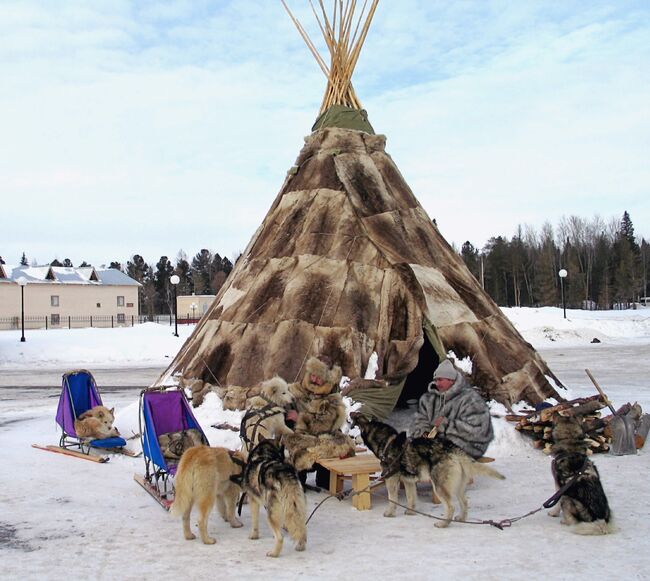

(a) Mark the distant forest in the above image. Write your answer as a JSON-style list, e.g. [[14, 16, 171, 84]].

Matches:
[[5, 211, 648, 314]]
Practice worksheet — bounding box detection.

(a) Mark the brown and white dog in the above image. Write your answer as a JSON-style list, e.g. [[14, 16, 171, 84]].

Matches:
[[74, 406, 120, 439], [170, 445, 245, 544]]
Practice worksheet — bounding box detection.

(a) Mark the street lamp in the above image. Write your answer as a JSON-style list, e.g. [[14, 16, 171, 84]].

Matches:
[[558, 269, 568, 319], [170, 275, 180, 337], [190, 302, 197, 321], [17, 277, 27, 342]]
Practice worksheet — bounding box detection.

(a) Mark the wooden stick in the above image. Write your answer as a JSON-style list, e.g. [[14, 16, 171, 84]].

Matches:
[[585, 369, 618, 415]]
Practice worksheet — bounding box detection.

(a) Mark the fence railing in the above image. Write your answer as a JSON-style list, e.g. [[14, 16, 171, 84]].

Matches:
[[0, 314, 199, 331]]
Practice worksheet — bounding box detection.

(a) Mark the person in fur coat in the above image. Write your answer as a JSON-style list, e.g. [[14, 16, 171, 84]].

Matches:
[[410, 359, 493, 459], [283, 356, 355, 472]]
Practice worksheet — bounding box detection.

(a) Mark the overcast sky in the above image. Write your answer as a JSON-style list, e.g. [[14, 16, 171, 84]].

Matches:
[[1, 1, 648, 268]]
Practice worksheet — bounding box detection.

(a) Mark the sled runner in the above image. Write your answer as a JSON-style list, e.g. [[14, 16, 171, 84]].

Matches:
[[33, 369, 130, 462], [135, 387, 209, 510]]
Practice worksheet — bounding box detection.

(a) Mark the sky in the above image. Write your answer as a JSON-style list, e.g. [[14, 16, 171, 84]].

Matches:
[[2, 307, 650, 578], [1, 0, 648, 268]]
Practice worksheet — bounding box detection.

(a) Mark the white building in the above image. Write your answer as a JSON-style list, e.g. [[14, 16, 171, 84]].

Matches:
[[0, 265, 140, 329]]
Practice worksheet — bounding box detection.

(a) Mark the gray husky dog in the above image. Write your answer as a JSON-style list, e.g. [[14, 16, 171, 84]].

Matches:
[[240, 439, 307, 557], [548, 414, 614, 535], [353, 414, 505, 527]]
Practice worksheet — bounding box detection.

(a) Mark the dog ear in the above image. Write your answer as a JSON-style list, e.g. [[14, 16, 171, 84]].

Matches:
[[110, 407, 114, 415]]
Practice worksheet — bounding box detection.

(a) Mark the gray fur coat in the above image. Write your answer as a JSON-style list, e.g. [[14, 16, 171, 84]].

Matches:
[[410, 375, 493, 459]]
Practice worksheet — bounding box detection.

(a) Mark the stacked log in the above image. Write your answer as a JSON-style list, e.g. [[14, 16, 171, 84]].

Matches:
[[506, 395, 612, 455]]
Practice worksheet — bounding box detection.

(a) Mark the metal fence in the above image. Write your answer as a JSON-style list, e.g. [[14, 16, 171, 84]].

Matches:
[[0, 314, 200, 331]]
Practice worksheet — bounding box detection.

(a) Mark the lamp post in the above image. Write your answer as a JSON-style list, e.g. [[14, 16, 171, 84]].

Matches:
[[170, 275, 180, 337], [17, 277, 27, 342], [191, 302, 197, 322], [558, 269, 568, 319]]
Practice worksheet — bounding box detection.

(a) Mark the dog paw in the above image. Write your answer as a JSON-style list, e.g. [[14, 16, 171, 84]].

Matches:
[[266, 550, 280, 558], [295, 541, 306, 552], [184, 533, 196, 541], [230, 519, 244, 528], [383, 510, 396, 518], [405, 509, 416, 516], [202, 537, 216, 545], [249, 532, 260, 540], [434, 520, 450, 528]]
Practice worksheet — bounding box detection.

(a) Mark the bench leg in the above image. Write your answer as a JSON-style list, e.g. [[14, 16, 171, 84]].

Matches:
[[351, 473, 371, 510], [328, 469, 342, 495]]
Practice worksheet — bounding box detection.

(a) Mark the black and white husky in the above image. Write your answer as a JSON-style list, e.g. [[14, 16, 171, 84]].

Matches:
[[548, 414, 614, 535]]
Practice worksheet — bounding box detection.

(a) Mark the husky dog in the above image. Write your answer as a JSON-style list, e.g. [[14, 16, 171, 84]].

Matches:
[[241, 439, 307, 557], [74, 406, 120, 439], [170, 446, 245, 544], [353, 414, 505, 527], [240, 377, 295, 457], [548, 414, 614, 535]]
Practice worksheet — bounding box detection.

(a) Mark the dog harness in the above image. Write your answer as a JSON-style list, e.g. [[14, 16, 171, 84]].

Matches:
[[544, 453, 590, 508], [239, 396, 287, 447]]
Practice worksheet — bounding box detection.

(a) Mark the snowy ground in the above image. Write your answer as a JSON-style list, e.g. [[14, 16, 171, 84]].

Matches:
[[1, 308, 649, 580]]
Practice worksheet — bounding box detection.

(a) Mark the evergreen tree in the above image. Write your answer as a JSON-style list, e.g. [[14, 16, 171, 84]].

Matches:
[[127, 254, 150, 317], [0, 256, 5, 264], [460, 241, 480, 282], [63, 258, 73, 267], [79, 261, 91, 267], [174, 250, 193, 295], [153, 256, 174, 313], [191, 249, 213, 295], [483, 236, 511, 306], [20, 252, 28, 266], [50, 259, 63, 267], [109, 261, 123, 271]]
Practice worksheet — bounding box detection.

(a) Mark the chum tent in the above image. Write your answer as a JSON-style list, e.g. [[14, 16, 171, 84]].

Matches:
[[156, 1, 564, 417]]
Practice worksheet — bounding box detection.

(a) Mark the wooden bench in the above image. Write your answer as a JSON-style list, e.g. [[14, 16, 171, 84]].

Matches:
[[317, 453, 382, 510]]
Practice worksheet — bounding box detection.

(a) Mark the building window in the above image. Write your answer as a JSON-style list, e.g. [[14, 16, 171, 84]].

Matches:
[[97, 303, 101, 308], [51, 295, 59, 307], [127, 302, 134, 308], [51, 314, 60, 325], [117, 313, 125, 323], [117, 296, 125, 307]]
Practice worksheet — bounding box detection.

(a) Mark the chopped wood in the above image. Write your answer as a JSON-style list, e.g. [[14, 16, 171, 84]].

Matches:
[[513, 393, 642, 455], [539, 395, 603, 422], [559, 400, 606, 417]]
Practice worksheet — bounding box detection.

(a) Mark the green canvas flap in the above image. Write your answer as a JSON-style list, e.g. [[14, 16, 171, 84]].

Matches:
[[312, 104, 375, 134]]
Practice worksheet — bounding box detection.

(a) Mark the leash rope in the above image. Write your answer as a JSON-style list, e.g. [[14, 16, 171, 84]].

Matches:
[[304, 479, 564, 530]]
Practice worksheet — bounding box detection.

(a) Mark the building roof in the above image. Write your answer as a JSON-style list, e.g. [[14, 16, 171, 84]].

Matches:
[[0, 264, 140, 286]]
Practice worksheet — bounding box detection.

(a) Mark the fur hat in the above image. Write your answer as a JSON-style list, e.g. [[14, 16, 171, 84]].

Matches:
[[302, 356, 342, 395], [433, 360, 458, 381]]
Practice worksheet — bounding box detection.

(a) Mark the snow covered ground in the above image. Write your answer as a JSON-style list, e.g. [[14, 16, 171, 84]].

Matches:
[[1, 307, 649, 580]]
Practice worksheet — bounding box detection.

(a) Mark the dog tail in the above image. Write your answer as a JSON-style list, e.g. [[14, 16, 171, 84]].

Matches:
[[572, 516, 615, 536], [468, 461, 506, 481], [169, 463, 192, 518], [277, 478, 307, 547]]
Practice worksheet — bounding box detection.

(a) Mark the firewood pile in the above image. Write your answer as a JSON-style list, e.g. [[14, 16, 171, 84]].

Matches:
[[505, 395, 640, 455]]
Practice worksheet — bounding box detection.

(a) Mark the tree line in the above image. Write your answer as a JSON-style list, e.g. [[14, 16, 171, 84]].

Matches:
[[460, 211, 649, 308], [123, 250, 234, 317], [5, 212, 647, 313]]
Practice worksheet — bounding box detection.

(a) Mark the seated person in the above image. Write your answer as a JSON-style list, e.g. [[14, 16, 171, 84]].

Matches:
[[410, 359, 493, 459]]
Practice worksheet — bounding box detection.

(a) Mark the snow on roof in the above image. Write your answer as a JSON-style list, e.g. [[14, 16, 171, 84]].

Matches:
[[1, 265, 140, 286], [96, 268, 141, 286]]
